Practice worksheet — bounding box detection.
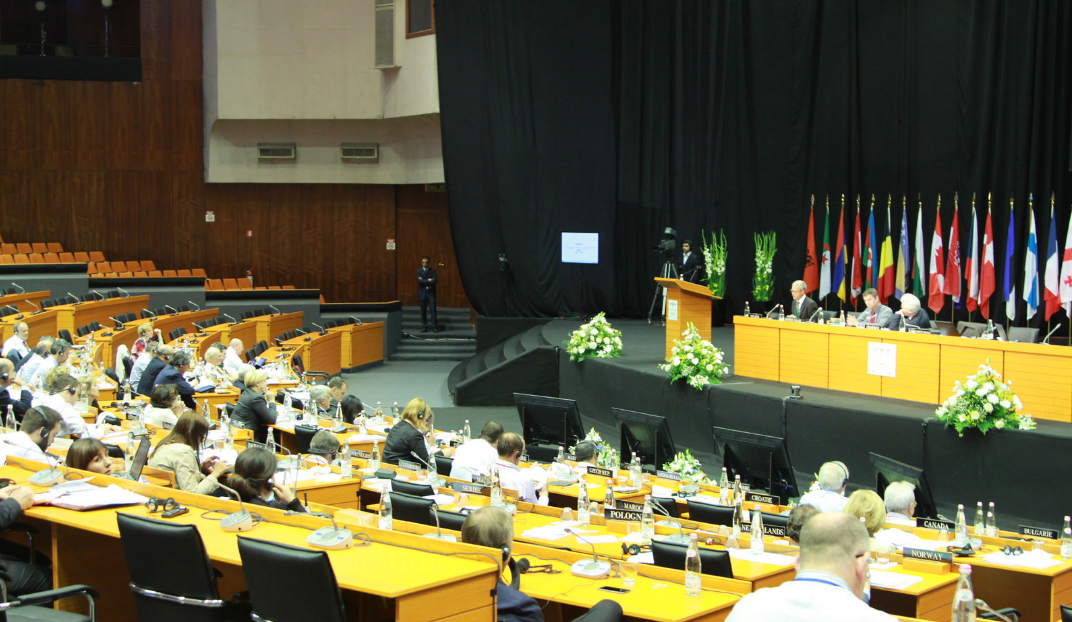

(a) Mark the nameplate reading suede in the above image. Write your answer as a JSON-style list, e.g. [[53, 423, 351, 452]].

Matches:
[[745, 491, 780, 506], [1018, 525, 1058, 540], [351, 450, 372, 459], [607, 509, 642, 522], [902, 548, 953, 563], [451, 482, 485, 494], [656, 470, 682, 482], [916, 517, 956, 531], [616, 500, 645, 512], [397, 459, 421, 472], [587, 466, 614, 479]]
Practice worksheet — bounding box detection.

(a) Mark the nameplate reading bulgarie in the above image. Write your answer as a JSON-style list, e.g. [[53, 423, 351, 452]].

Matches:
[[745, 491, 780, 506], [587, 466, 614, 479], [916, 517, 956, 531], [397, 459, 422, 472], [451, 482, 486, 494], [1018, 525, 1059, 540], [350, 450, 372, 459], [902, 548, 953, 563], [616, 500, 645, 512], [655, 470, 682, 482], [607, 509, 643, 522]]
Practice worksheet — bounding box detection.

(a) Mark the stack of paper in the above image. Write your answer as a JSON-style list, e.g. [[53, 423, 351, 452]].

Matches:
[[50, 484, 148, 511], [869, 570, 924, 590]]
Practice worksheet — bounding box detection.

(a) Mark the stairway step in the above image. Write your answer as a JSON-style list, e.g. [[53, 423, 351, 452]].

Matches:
[[465, 351, 487, 378], [484, 345, 505, 369], [396, 343, 475, 354], [392, 352, 471, 361], [502, 334, 526, 361], [520, 326, 550, 350]]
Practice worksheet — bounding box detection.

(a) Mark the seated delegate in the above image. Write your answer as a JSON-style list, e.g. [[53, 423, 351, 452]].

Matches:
[[148, 411, 231, 494], [224, 446, 306, 512], [382, 397, 453, 466], [230, 370, 277, 445]]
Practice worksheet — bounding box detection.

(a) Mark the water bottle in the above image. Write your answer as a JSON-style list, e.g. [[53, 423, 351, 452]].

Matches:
[[335, 402, 343, 427], [391, 401, 400, 418], [557, 445, 566, 463], [122, 379, 132, 402], [685, 533, 702, 596], [951, 564, 976, 622], [358, 414, 367, 435], [462, 419, 471, 443], [378, 490, 393, 530], [1061, 516, 1072, 560], [985, 502, 996, 537], [840, 309, 846, 325], [954, 504, 968, 542], [641, 495, 655, 543], [577, 480, 590, 523], [732, 497, 744, 539], [369, 439, 381, 471], [340, 445, 352, 479], [4, 405, 16, 432], [125, 431, 136, 465], [732, 474, 742, 504], [629, 452, 641, 488], [284, 391, 293, 416], [750, 504, 765, 554], [603, 478, 615, 511], [743, 301, 750, 316], [490, 469, 503, 507], [718, 468, 729, 505], [973, 502, 985, 536]]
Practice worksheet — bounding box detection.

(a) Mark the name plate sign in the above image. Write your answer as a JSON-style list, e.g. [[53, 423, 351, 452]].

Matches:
[[566, 453, 577, 461], [656, 470, 682, 482], [397, 459, 422, 472], [916, 517, 956, 531], [902, 548, 953, 563], [742, 522, 786, 537], [451, 482, 486, 494], [587, 466, 614, 479], [745, 491, 780, 506], [1018, 525, 1059, 540], [607, 509, 643, 522], [350, 450, 372, 459], [246, 441, 268, 452], [616, 500, 644, 512]]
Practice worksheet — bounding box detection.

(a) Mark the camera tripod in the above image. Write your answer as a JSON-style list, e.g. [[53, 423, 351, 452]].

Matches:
[[647, 259, 679, 324]]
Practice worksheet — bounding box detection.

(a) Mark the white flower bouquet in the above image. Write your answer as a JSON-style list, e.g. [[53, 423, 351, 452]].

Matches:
[[935, 360, 1035, 436], [564, 312, 623, 362], [570, 427, 619, 469], [753, 231, 776, 301], [661, 449, 710, 484], [659, 322, 731, 390], [702, 229, 727, 298]]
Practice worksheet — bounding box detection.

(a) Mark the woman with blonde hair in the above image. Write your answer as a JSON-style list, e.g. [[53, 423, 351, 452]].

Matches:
[[382, 397, 453, 465], [230, 369, 276, 444], [844, 489, 895, 554], [131, 322, 162, 357]]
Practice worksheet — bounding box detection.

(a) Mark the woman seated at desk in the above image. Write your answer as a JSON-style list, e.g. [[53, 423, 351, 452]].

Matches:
[[340, 395, 364, 425], [66, 438, 115, 476], [230, 370, 277, 445], [844, 490, 896, 555], [148, 411, 231, 494], [132, 322, 162, 357], [382, 397, 454, 466], [143, 384, 183, 428], [224, 446, 306, 512]]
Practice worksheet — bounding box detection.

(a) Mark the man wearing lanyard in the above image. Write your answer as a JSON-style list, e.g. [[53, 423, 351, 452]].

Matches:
[[847, 288, 893, 328], [726, 512, 896, 621]]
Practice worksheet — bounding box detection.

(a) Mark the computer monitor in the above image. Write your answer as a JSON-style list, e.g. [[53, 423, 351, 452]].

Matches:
[[712, 426, 800, 500], [513, 393, 586, 463], [612, 408, 676, 473], [868, 452, 939, 519]]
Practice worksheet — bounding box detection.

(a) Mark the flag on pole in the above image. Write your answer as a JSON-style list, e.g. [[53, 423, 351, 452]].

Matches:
[[1024, 200, 1039, 320], [895, 202, 909, 298], [803, 200, 818, 293], [866, 200, 878, 290], [1060, 203, 1072, 318], [851, 200, 863, 304], [819, 201, 832, 300], [928, 208, 945, 315], [1044, 203, 1061, 320], [878, 203, 896, 302], [944, 202, 962, 305], [913, 203, 926, 298], [834, 199, 847, 302], [979, 207, 995, 319], [965, 204, 980, 312], [1004, 200, 1016, 321]]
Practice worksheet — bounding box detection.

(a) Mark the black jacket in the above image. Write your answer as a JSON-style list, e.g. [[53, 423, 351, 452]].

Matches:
[[231, 389, 277, 444], [137, 357, 166, 396], [382, 420, 430, 466]]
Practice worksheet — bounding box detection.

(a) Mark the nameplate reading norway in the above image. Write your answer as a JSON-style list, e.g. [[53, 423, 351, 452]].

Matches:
[[1018, 525, 1058, 540], [916, 517, 956, 531], [398, 459, 422, 472], [607, 509, 643, 522], [745, 491, 779, 506], [902, 548, 953, 563], [616, 500, 644, 512], [587, 466, 614, 479]]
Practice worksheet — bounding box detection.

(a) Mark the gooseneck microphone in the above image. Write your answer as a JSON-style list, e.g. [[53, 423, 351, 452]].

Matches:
[[187, 301, 201, 311], [563, 528, 613, 578], [409, 451, 445, 488], [109, 316, 125, 329], [305, 510, 355, 549], [312, 323, 325, 333], [213, 481, 254, 532], [766, 304, 783, 319], [423, 501, 457, 542], [164, 304, 178, 314], [10, 283, 25, 294], [141, 308, 156, 319], [23, 300, 39, 312], [222, 314, 237, 323], [116, 287, 130, 298], [268, 305, 280, 314], [650, 499, 690, 544], [807, 307, 823, 323], [1043, 323, 1061, 345], [349, 316, 363, 325]]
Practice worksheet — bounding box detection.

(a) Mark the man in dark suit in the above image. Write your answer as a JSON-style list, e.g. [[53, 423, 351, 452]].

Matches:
[[417, 256, 438, 333], [679, 240, 705, 283], [136, 344, 172, 397], [152, 349, 197, 409], [885, 293, 931, 331], [789, 280, 820, 321]]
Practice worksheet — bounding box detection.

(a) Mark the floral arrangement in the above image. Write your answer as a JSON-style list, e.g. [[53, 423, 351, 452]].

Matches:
[[571, 428, 619, 469], [661, 449, 710, 484], [935, 361, 1035, 436], [702, 229, 727, 298], [564, 312, 623, 362], [753, 231, 776, 301], [659, 322, 731, 389]]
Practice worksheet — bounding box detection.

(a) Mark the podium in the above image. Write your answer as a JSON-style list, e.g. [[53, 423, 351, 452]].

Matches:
[[654, 278, 718, 359]]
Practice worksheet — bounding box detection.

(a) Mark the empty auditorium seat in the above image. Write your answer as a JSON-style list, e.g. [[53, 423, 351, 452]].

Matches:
[[58, 252, 75, 262], [282, 285, 295, 289], [162, 269, 178, 277], [140, 260, 156, 271], [0, 256, 12, 265], [96, 261, 111, 273], [16, 243, 32, 254], [191, 268, 207, 278], [46, 242, 63, 252], [13, 254, 29, 264], [133, 271, 148, 277], [148, 270, 163, 277], [236, 279, 252, 290], [222, 278, 240, 290], [73, 252, 90, 262], [28, 253, 43, 264], [0, 244, 15, 254], [31, 243, 48, 253], [88, 251, 105, 262], [42, 253, 58, 263], [206, 279, 224, 290], [176, 269, 192, 277], [110, 260, 128, 272]]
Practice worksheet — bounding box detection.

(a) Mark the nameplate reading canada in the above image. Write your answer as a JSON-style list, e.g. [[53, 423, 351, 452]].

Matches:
[[902, 548, 953, 563], [607, 509, 643, 522], [916, 517, 956, 531], [745, 491, 779, 505], [587, 466, 614, 479], [1018, 525, 1058, 540]]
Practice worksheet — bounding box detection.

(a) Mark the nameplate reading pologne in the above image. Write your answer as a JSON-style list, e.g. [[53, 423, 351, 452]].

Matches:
[[587, 466, 614, 479], [616, 500, 645, 512], [916, 517, 956, 531], [902, 548, 953, 563], [397, 459, 422, 472], [451, 482, 486, 494], [655, 470, 682, 482], [607, 509, 643, 522], [745, 491, 780, 506], [1018, 525, 1059, 540], [351, 450, 372, 459]]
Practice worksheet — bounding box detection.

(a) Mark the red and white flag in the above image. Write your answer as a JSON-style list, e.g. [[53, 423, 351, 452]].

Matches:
[[1061, 207, 1072, 317], [944, 205, 961, 303], [928, 210, 945, 315], [965, 206, 980, 312], [979, 207, 996, 319]]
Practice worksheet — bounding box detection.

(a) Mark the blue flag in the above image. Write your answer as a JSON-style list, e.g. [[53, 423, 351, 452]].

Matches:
[[868, 209, 878, 290], [1024, 204, 1039, 320], [1004, 203, 1016, 321]]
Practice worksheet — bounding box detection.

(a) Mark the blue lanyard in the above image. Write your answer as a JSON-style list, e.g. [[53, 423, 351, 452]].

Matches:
[[794, 577, 847, 591]]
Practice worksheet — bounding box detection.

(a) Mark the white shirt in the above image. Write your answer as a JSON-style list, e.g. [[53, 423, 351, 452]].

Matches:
[[28, 356, 58, 388], [874, 527, 933, 551], [449, 438, 498, 482], [884, 512, 916, 528], [1, 336, 29, 360], [726, 570, 896, 622], [16, 354, 44, 384], [128, 352, 153, 388], [493, 459, 544, 505], [142, 405, 179, 428], [0, 431, 52, 464], [38, 393, 101, 439], [223, 348, 244, 376], [798, 488, 849, 513]]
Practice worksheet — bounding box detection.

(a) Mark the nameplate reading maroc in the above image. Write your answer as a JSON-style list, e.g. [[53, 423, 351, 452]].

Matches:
[[607, 509, 643, 522], [616, 500, 644, 512], [351, 450, 372, 459], [1018, 525, 1059, 540], [916, 517, 956, 531], [587, 466, 614, 479], [397, 459, 422, 472], [867, 342, 897, 378], [451, 482, 486, 494], [655, 470, 682, 482], [902, 548, 953, 563], [745, 491, 780, 506]]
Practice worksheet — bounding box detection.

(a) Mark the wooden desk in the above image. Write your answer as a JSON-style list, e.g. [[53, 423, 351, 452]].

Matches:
[[327, 321, 385, 369], [282, 330, 343, 376], [0, 290, 49, 314], [49, 295, 150, 335], [0, 308, 59, 344], [251, 311, 304, 344], [734, 316, 1072, 422]]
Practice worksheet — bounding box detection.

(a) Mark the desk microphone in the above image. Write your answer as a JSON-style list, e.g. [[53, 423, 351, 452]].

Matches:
[[109, 316, 125, 329], [87, 291, 104, 301], [807, 307, 823, 323], [312, 323, 325, 333], [973, 599, 1014, 622], [766, 304, 783, 319], [10, 283, 25, 294], [268, 305, 280, 314], [141, 308, 156, 319], [1042, 323, 1061, 345], [563, 528, 612, 579], [349, 316, 363, 326], [222, 314, 237, 323], [23, 300, 39, 313], [214, 482, 254, 532], [305, 510, 355, 550], [66, 292, 82, 305], [187, 301, 201, 311], [116, 287, 130, 298], [164, 305, 178, 314], [650, 499, 690, 544], [409, 451, 445, 488], [424, 501, 457, 542], [23, 449, 65, 487]]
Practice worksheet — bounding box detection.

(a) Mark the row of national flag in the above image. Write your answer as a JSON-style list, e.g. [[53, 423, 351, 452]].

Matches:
[[801, 194, 1071, 322]]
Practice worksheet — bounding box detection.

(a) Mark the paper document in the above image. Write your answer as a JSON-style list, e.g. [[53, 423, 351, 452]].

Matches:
[[869, 570, 924, 590], [49, 484, 148, 511], [727, 548, 796, 567]]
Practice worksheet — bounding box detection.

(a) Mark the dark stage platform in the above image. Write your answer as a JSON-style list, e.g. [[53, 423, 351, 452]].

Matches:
[[539, 319, 1071, 527]]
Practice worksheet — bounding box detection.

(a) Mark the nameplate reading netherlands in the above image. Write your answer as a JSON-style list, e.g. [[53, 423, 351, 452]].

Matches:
[[607, 509, 643, 522], [587, 466, 614, 479], [1018, 525, 1059, 540], [902, 548, 953, 563], [616, 500, 645, 512], [745, 491, 779, 506], [916, 517, 956, 531], [742, 522, 786, 537]]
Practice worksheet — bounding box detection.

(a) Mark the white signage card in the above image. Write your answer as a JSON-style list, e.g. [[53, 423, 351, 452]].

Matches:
[[867, 342, 897, 377], [667, 299, 679, 321]]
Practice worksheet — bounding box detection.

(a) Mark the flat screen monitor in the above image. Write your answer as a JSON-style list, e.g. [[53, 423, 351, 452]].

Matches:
[[712, 426, 800, 500], [561, 232, 599, 264], [868, 452, 939, 519], [612, 408, 676, 473], [513, 393, 586, 463]]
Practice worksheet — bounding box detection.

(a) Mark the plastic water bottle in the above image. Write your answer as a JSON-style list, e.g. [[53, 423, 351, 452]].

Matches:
[[121, 379, 132, 402], [340, 445, 352, 479], [577, 480, 590, 522], [1061, 516, 1072, 559], [973, 502, 985, 536], [4, 405, 17, 432], [750, 504, 765, 555], [985, 502, 997, 537], [284, 391, 293, 416], [732, 474, 742, 504], [391, 401, 400, 417], [743, 301, 750, 316], [125, 431, 136, 465], [369, 439, 380, 471], [603, 478, 615, 511], [629, 452, 641, 488], [718, 468, 730, 505], [378, 490, 393, 530], [641, 495, 655, 543], [335, 402, 343, 427], [358, 414, 367, 435], [685, 533, 702, 596], [840, 309, 846, 325], [951, 564, 976, 621], [954, 504, 968, 541], [462, 419, 471, 443], [490, 469, 503, 507], [557, 445, 566, 463]]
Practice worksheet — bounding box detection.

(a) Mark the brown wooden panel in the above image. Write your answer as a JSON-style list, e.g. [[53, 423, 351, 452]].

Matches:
[[779, 328, 829, 388], [880, 339, 940, 403], [733, 323, 780, 381], [395, 185, 469, 308], [169, 0, 203, 81], [828, 333, 881, 395]]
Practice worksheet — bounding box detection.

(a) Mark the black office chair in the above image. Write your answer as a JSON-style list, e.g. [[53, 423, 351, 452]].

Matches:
[[169, 327, 187, 341], [758, 511, 788, 530], [105, 290, 121, 299], [389, 492, 436, 525], [294, 327, 309, 336], [391, 480, 436, 497], [651, 540, 734, 578], [179, 305, 190, 312], [435, 509, 467, 532], [122, 355, 134, 380], [253, 340, 269, 357], [294, 425, 318, 454], [686, 500, 736, 526], [1008, 326, 1040, 343], [651, 497, 681, 518], [76, 325, 91, 337], [245, 348, 257, 363], [1060, 604, 1072, 622], [104, 367, 120, 384], [275, 334, 286, 346], [291, 354, 305, 375], [141, 309, 156, 319], [40, 299, 56, 309], [122, 312, 137, 323], [434, 454, 454, 477], [237, 537, 346, 622], [0, 305, 17, 317], [117, 514, 247, 622], [89, 321, 101, 331], [284, 330, 296, 341], [0, 287, 16, 296], [58, 329, 73, 343], [0, 578, 100, 622]]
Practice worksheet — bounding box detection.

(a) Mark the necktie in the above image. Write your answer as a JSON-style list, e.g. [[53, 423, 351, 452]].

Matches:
[[870, 310, 876, 323]]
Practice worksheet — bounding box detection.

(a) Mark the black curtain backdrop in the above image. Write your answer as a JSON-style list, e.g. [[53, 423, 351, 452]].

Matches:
[[437, 0, 1072, 325]]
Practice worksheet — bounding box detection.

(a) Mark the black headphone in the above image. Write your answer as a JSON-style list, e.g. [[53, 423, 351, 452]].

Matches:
[[833, 461, 850, 486], [0, 372, 8, 381], [417, 408, 426, 420], [621, 543, 650, 556], [145, 497, 177, 513]]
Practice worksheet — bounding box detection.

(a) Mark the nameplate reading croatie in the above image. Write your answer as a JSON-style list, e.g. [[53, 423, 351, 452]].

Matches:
[[451, 482, 486, 494], [902, 548, 953, 563], [587, 466, 614, 479], [916, 517, 956, 531], [350, 450, 372, 459], [616, 500, 645, 512], [655, 470, 682, 482], [607, 509, 643, 522], [1018, 525, 1059, 540], [397, 459, 422, 472], [745, 491, 779, 506]]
